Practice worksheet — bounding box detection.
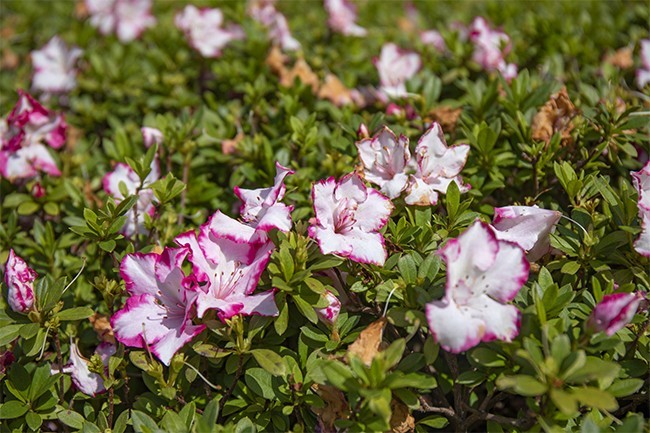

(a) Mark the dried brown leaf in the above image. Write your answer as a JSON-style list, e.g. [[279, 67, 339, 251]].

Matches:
[[318, 74, 364, 107], [531, 87, 578, 147], [347, 317, 387, 366], [1, 48, 19, 70], [312, 384, 350, 433], [75, 0, 89, 18], [427, 106, 462, 132], [222, 131, 244, 155], [280, 59, 320, 92], [89, 313, 116, 344], [604, 47, 633, 69], [266, 46, 287, 75], [390, 399, 415, 433]]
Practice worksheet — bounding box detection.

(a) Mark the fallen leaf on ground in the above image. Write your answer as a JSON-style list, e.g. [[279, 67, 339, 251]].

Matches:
[[347, 317, 387, 365], [265, 46, 287, 74], [222, 131, 244, 155]]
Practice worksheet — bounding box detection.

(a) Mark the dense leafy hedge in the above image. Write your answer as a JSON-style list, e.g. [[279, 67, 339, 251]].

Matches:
[[0, 1, 649, 432]]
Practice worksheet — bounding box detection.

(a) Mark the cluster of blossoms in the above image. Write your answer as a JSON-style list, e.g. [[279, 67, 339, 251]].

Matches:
[[468, 17, 517, 81], [31, 36, 83, 95], [110, 162, 293, 365], [0, 91, 66, 182], [356, 123, 469, 206], [632, 161, 650, 256], [637, 39, 650, 89], [175, 5, 245, 58]]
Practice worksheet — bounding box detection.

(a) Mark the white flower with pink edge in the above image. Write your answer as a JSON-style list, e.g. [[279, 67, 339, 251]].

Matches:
[[426, 220, 529, 353], [111, 246, 205, 366], [309, 174, 393, 266], [31, 36, 83, 94], [405, 122, 470, 206], [85, 0, 156, 43], [374, 43, 421, 100], [324, 0, 367, 37], [175, 5, 245, 58]]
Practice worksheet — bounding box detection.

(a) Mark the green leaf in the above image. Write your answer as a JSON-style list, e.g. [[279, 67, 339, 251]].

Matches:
[[550, 389, 577, 415], [17, 201, 40, 216], [496, 375, 547, 396], [470, 348, 505, 367], [0, 324, 22, 346], [309, 255, 344, 271], [561, 261, 581, 275], [58, 409, 86, 429], [235, 417, 257, 433], [382, 339, 405, 370], [244, 368, 276, 400], [418, 253, 441, 281], [575, 387, 618, 411], [397, 254, 417, 285], [418, 415, 449, 429], [274, 299, 289, 336], [445, 181, 461, 220], [131, 410, 161, 433], [160, 411, 188, 433], [0, 400, 29, 419], [607, 379, 644, 397], [195, 398, 219, 432], [25, 411, 42, 431], [98, 239, 116, 252], [57, 307, 94, 321], [251, 349, 287, 376]]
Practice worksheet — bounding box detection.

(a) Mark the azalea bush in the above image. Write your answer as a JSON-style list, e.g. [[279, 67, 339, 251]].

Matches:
[[1, 0, 649, 432]]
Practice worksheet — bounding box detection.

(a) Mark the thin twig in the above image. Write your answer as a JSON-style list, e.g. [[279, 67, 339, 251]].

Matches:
[[54, 331, 66, 405], [217, 355, 245, 422]]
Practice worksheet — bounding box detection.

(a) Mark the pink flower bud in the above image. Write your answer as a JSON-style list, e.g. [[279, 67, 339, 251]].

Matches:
[[141, 127, 164, 148], [4, 249, 37, 313], [357, 123, 370, 140], [587, 292, 644, 336], [31, 182, 45, 198], [315, 291, 341, 325]]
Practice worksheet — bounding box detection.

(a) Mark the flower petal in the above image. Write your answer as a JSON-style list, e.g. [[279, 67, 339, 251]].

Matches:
[[426, 298, 485, 353], [467, 295, 521, 343], [150, 322, 205, 366]]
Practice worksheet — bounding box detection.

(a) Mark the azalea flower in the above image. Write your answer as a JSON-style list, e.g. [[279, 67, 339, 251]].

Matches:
[[234, 162, 295, 232], [637, 39, 650, 89], [0, 91, 65, 182], [175, 5, 245, 58], [586, 292, 644, 336], [111, 246, 205, 366], [141, 127, 163, 148], [420, 30, 447, 52], [491, 205, 562, 262], [309, 174, 393, 265], [31, 36, 83, 95], [324, 0, 367, 37], [315, 290, 341, 325], [60, 341, 116, 396], [405, 122, 470, 206], [426, 220, 529, 353], [102, 160, 159, 237], [356, 126, 413, 199], [469, 17, 517, 81], [3, 249, 37, 314], [374, 43, 421, 100], [85, 0, 156, 42], [175, 218, 278, 320], [632, 161, 650, 256], [249, 0, 300, 51]]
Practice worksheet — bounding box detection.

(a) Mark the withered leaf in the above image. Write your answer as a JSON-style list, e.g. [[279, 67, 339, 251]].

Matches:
[[311, 384, 350, 433], [279, 59, 320, 92], [347, 317, 387, 366], [265, 46, 287, 75], [89, 313, 116, 344], [427, 106, 462, 133], [604, 47, 633, 69], [221, 131, 244, 155], [531, 86, 578, 147], [390, 399, 415, 433], [318, 74, 364, 107]]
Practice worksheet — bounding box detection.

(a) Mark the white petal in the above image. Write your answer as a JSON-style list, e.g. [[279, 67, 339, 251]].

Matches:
[[426, 298, 484, 353]]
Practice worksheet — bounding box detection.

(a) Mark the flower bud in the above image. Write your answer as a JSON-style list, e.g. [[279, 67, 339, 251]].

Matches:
[[357, 123, 370, 140], [315, 291, 341, 325], [587, 292, 644, 336], [31, 182, 45, 199], [4, 249, 37, 313], [141, 126, 164, 148]]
